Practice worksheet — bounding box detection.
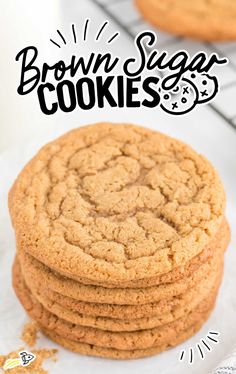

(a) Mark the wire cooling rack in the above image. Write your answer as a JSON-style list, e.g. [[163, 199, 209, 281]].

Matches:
[[91, 0, 236, 131]]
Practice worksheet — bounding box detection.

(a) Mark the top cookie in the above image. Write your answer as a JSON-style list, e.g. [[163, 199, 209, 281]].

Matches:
[[9, 123, 225, 284]]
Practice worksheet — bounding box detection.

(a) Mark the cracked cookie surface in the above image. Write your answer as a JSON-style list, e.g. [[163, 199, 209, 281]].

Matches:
[[20, 218, 230, 292], [9, 123, 225, 284], [19, 238, 223, 305]]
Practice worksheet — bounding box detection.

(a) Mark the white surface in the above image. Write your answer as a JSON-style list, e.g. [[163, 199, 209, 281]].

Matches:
[[0, 1, 236, 373], [211, 349, 236, 374]]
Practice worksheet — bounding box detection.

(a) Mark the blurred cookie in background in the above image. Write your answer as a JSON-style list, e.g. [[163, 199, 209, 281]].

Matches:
[[135, 0, 236, 41]]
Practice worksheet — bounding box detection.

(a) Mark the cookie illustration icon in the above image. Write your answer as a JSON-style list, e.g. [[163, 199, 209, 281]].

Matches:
[[185, 72, 218, 104], [160, 78, 199, 115]]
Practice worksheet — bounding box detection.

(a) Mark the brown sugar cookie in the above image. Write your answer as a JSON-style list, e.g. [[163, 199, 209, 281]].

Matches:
[[13, 259, 219, 351], [43, 307, 213, 360], [37, 279, 216, 320], [33, 219, 228, 320], [21, 218, 231, 290], [39, 218, 229, 289], [32, 251, 224, 319], [135, 0, 236, 41], [23, 263, 223, 331], [18, 238, 224, 305], [9, 123, 226, 286], [42, 313, 211, 360]]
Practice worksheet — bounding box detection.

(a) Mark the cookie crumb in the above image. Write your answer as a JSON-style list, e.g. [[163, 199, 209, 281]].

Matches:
[[0, 322, 57, 373], [21, 321, 39, 347], [0, 348, 57, 373]]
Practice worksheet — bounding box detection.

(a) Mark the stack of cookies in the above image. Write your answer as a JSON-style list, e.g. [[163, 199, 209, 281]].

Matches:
[[9, 123, 230, 359]]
